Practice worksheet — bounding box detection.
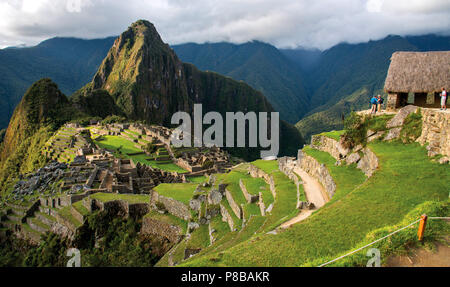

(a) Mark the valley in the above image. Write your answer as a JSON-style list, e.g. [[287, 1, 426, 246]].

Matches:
[[0, 19, 448, 268]]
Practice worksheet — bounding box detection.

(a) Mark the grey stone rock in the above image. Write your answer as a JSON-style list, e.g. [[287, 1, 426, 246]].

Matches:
[[384, 127, 402, 141], [208, 189, 223, 205], [346, 152, 361, 165], [386, 105, 418, 128], [188, 222, 200, 232], [357, 148, 379, 177], [189, 199, 201, 211]]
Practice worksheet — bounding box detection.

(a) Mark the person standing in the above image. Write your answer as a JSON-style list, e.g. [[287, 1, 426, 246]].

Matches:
[[370, 95, 378, 114], [377, 94, 384, 113], [441, 88, 447, 110]]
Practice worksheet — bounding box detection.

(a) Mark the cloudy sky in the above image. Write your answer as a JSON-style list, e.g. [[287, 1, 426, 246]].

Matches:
[[1, 0, 449, 50]]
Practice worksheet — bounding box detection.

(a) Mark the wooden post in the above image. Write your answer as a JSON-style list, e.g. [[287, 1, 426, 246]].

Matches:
[[417, 214, 428, 242]]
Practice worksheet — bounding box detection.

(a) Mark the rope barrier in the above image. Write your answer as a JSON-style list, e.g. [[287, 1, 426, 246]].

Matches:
[[318, 215, 450, 267], [318, 218, 421, 267]]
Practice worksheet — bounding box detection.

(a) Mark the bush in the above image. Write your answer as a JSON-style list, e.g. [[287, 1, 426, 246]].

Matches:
[[101, 115, 126, 125], [400, 110, 422, 143], [202, 159, 214, 169], [341, 112, 368, 149], [144, 142, 157, 154], [70, 116, 102, 127], [0, 129, 5, 144]]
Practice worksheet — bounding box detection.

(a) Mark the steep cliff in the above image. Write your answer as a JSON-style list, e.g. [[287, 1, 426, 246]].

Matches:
[[0, 79, 77, 190], [89, 20, 304, 159]]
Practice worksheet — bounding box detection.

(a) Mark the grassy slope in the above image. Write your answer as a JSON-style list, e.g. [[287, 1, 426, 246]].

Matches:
[[181, 141, 449, 266], [93, 134, 186, 173], [154, 183, 198, 205]]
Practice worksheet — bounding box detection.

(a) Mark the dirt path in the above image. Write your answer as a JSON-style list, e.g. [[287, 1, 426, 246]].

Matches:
[[279, 168, 328, 229], [294, 167, 328, 208], [385, 242, 450, 267]]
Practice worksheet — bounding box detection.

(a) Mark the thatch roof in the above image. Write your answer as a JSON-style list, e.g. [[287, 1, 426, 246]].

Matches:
[[384, 51, 450, 93]]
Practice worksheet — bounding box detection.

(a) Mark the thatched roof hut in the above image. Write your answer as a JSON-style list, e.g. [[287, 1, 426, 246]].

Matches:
[[384, 51, 450, 93], [384, 51, 450, 110]]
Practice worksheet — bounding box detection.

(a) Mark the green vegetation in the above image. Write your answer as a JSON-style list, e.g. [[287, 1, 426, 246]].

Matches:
[[0, 129, 5, 144], [92, 134, 186, 173], [89, 193, 149, 204], [187, 224, 210, 249], [302, 145, 366, 202], [319, 130, 345, 141], [341, 112, 367, 149], [366, 114, 394, 132], [251, 160, 279, 174], [154, 183, 198, 205], [188, 176, 208, 184], [75, 211, 169, 266], [57, 206, 82, 228], [260, 171, 300, 232], [144, 210, 188, 234], [181, 142, 449, 266], [400, 110, 423, 143]]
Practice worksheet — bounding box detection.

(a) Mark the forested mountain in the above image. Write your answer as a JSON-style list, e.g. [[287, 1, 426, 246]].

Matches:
[[292, 34, 450, 140], [0, 37, 115, 128], [173, 41, 310, 123], [1, 32, 449, 141]]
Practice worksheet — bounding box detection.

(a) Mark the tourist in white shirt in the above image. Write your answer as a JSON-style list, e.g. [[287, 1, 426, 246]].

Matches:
[[441, 87, 447, 110]]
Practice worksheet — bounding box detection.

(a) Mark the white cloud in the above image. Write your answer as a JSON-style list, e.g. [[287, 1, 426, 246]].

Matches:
[[366, 0, 383, 13], [0, 0, 449, 49]]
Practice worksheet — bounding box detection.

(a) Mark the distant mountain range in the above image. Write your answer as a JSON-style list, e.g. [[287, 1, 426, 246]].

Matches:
[[172, 41, 310, 123], [293, 34, 450, 139], [1, 32, 449, 141], [0, 36, 115, 128]]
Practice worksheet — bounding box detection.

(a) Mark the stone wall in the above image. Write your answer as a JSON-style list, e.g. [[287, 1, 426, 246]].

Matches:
[[26, 217, 48, 234], [239, 179, 259, 203], [310, 135, 350, 160], [278, 157, 302, 208], [357, 148, 379, 177], [225, 188, 243, 219], [151, 192, 190, 221], [258, 192, 266, 216], [417, 108, 450, 158], [140, 216, 183, 243], [219, 203, 235, 231], [70, 206, 85, 223], [248, 164, 277, 198], [297, 150, 336, 199]]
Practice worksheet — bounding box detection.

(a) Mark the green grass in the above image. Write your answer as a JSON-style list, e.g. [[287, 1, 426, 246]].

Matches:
[[57, 206, 82, 228], [302, 145, 366, 202], [30, 217, 49, 230], [220, 199, 242, 230], [181, 142, 449, 266], [241, 177, 271, 200], [181, 215, 267, 266], [251, 160, 279, 174], [36, 211, 56, 223], [94, 134, 187, 173], [89, 193, 149, 204], [217, 170, 264, 221], [72, 201, 90, 216], [210, 215, 232, 243], [144, 210, 188, 234], [153, 183, 198, 205], [259, 171, 299, 232], [187, 224, 210, 249], [94, 135, 142, 154], [366, 114, 395, 132], [319, 130, 345, 141], [188, 176, 208, 184]]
